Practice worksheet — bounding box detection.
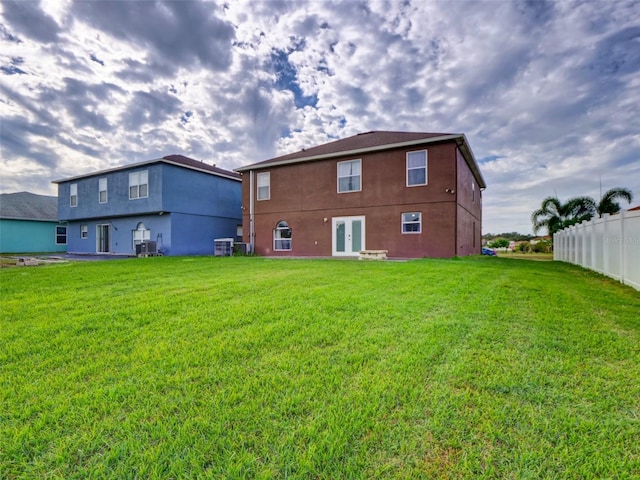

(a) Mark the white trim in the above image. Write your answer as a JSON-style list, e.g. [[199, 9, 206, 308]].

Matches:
[[99, 177, 108, 204], [273, 220, 292, 251], [129, 170, 149, 200], [406, 150, 428, 187], [236, 134, 462, 172], [256, 171, 270, 201], [337, 159, 362, 193], [70, 183, 77, 207], [332, 215, 366, 256], [401, 212, 422, 234], [81, 224, 88, 239], [53, 158, 241, 184]]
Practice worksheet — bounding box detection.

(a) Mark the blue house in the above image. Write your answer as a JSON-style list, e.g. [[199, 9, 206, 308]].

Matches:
[[0, 192, 67, 254], [53, 155, 242, 256]]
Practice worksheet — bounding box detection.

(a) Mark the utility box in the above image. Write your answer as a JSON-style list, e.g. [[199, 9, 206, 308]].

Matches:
[[136, 241, 158, 256], [214, 238, 234, 256]]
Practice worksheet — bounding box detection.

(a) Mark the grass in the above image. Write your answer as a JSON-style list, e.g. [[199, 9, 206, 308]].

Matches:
[[496, 251, 554, 261], [1, 256, 639, 479]]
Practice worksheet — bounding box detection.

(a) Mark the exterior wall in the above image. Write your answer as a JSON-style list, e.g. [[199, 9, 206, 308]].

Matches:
[[170, 212, 241, 256], [66, 215, 171, 255], [58, 164, 163, 221], [0, 219, 67, 253], [243, 142, 470, 258], [58, 162, 242, 256], [455, 148, 482, 255]]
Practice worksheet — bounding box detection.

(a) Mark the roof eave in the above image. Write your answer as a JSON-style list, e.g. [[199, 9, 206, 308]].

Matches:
[[235, 134, 465, 173], [52, 158, 241, 184]]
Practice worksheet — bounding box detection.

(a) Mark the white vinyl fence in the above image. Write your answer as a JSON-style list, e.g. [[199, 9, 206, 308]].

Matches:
[[554, 209, 640, 291]]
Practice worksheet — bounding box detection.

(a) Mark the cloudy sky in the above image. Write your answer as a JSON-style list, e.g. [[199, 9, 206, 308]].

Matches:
[[1, 0, 639, 234]]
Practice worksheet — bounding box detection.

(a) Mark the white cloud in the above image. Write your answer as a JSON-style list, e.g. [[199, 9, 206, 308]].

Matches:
[[0, 0, 638, 234]]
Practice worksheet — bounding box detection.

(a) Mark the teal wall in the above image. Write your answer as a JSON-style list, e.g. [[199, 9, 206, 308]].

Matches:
[[0, 219, 67, 253]]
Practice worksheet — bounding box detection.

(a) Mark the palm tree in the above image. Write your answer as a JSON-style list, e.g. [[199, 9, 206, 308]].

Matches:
[[596, 187, 633, 217], [531, 196, 596, 236]]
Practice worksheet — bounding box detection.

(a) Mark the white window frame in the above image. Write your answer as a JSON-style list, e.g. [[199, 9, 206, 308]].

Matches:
[[257, 172, 270, 201], [132, 222, 151, 248], [70, 183, 78, 207], [273, 221, 292, 251], [401, 212, 422, 234], [406, 150, 428, 187], [99, 178, 108, 204], [337, 159, 361, 193], [81, 224, 88, 239], [55, 225, 67, 245], [129, 170, 149, 200]]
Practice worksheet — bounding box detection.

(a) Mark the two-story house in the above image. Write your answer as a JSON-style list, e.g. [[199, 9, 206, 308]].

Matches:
[[236, 131, 486, 258], [53, 155, 242, 256]]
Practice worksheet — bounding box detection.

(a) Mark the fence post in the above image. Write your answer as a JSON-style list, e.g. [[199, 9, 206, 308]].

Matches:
[[620, 210, 626, 286], [581, 220, 587, 267], [603, 214, 609, 276], [591, 217, 597, 272]]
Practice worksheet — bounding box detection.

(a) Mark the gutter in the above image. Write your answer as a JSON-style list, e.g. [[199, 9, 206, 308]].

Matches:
[[235, 134, 465, 173]]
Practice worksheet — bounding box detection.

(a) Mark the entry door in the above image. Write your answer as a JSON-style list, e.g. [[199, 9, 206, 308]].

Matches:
[[97, 224, 110, 253], [332, 216, 365, 256]]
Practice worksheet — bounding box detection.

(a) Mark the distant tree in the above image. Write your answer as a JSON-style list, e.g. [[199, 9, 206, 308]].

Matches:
[[596, 188, 633, 217], [488, 238, 510, 249], [517, 242, 531, 253], [531, 196, 596, 236]]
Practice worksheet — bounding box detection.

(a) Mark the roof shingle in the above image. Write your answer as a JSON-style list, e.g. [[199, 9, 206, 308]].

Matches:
[[0, 192, 59, 221]]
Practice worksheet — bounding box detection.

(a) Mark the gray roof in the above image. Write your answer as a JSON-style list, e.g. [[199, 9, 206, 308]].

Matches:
[[52, 154, 241, 184], [0, 192, 59, 221], [236, 130, 486, 188]]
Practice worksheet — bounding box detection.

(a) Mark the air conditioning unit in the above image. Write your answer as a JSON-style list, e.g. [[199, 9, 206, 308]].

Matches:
[[137, 240, 158, 256], [214, 238, 234, 256], [233, 242, 249, 255]]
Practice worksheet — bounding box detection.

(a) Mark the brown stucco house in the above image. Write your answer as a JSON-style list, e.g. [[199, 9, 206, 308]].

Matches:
[[235, 131, 486, 258]]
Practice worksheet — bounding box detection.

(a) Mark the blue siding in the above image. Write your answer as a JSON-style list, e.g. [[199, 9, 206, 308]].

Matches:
[[170, 212, 240, 255], [161, 164, 241, 219], [57, 164, 163, 221], [66, 215, 172, 255], [58, 160, 242, 256]]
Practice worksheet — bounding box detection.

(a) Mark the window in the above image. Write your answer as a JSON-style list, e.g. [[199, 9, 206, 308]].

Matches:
[[99, 178, 108, 203], [472, 180, 475, 203], [406, 150, 427, 186], [55, 225, 67, 244], [257, 172, 270, 200], [274, 221, 292, 251], [70, 183, 78, 207], [129, 170, 148, 199], [402, 212, 422, 234], [81, 224, 88, 239], [132, 222, 151, 247], [337, 159, 361, 193]]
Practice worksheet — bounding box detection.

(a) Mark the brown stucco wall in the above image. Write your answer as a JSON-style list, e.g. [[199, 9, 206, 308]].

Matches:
[[455, 148, 482, 255], [241, 140, 481, 258]]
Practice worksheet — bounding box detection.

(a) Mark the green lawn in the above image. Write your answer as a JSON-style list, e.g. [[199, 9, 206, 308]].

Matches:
[[1, 256, 639, 479]]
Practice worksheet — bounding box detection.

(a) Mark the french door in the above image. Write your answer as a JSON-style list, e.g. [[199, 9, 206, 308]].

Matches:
[[96, 224, 110, 253], [332, 216, 365, 256]]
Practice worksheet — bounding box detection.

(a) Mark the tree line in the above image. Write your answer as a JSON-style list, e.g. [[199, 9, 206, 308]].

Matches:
[[532, 188, 633, 236]]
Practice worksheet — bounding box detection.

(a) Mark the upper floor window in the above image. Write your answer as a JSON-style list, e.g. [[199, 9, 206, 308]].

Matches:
[[402, 212, 422, 234], [99, 178, 108, 204], [406, 150, 428, 186], [129, 170, 148, 199], [472, 180, 475, 203], [55, 225, 67, 244], [274, 220, 292, 251], [70, 183, 78, 207], [338, 159, 361, 193], [257, 172, 270, 201]]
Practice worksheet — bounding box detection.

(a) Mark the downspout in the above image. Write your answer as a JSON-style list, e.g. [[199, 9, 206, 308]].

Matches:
[[249, 169, 255, 254]]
